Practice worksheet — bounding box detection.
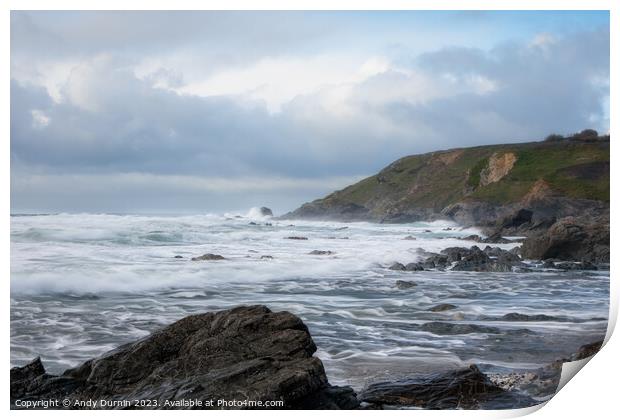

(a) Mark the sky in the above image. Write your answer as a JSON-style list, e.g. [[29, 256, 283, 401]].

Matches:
[[10, 11, 610, 214]]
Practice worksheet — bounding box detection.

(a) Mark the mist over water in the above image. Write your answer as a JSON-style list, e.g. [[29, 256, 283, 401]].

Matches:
[[10, 211, 609, 395]]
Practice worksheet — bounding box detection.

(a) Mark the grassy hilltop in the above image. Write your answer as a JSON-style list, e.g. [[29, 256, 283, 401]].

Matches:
[[285, 131, 609, 223]]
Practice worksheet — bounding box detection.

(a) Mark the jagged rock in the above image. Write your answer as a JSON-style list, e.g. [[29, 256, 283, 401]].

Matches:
[[395, 280, 417, 289], [191, 253, 226, 261], [441, 246, 474, 261], [521, 215, 609, 263], [461, 234, 482, 242], [259, 207, 273, 217], [421, 254, 449, 269], [10, 306, 358, 410], [389, 263, 406, 271], [404, 263, 424, 271], [429, 245, 522, 272], [359, 365, 535, 409], [428, 304, 458, 312]]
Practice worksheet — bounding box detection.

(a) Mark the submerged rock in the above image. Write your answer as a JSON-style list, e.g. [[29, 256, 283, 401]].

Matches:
[[395, 280, 417, 289], [420, 322, 501, 335], [285, 236, 308, 240], [360, 365, 536, 409], [191, 253, 226, 261], [428, 304, 458, 312], [500, 313, 560, 322], [10, 306, 358, 410], [309, 250, 334, 255]]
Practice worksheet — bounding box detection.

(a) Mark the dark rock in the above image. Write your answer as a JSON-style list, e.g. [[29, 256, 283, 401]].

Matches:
[[260, 255, 274, 259], [428, 304, 458, 312], [447, 246, 520, 272], [499, 209, 533, 230], [421, 254, 449, 269], [521, 215, 609, 263], [11, 357, 46, 399], [360, 365, 534, 409], [403, 235, 417, 240], [395, 280, 417, 289], [481, 233, 512, 244], [389, 262, 406, 271], [554, 261, 597, 271], [248, 222, 258, 225], [420, 322, 501, 335], [191, 253, 226, 261], [309, 250, 334, 255], [461, 234, 482, 242], [285, 236, 308, 240], [501, 313, 560, 322], [259, 207, 273, 217], [572, 340, 603, 360], [441, 246, 474, 261], [174, 255, 183, 259], [404, 263, 424, 271], [10, 306, 356, 410], [294, 385, 359, 409]]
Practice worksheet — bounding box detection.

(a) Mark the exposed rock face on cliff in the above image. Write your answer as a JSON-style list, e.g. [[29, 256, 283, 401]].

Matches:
[[283, 136, 609, 230], [11, 306, 358, 410], [479, 152, 517, 187]]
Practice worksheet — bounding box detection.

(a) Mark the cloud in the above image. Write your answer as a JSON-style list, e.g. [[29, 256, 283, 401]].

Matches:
[[10, 12, 610, 212]]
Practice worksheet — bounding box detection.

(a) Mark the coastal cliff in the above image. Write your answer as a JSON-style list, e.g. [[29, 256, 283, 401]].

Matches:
[[284, 132, 609, 229]]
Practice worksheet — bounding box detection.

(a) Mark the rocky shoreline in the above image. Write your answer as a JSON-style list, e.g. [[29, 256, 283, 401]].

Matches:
[[11, 305, 603, 410]]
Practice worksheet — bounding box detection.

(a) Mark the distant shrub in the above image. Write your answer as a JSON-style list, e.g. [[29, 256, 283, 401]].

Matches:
[[571, 129, 599, 141], [544, 134, 565, 142]]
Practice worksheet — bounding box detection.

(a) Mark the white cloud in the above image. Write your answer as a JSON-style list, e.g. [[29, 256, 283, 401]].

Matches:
[[30, 109, 50, 129], [176, 54, 391, 113]]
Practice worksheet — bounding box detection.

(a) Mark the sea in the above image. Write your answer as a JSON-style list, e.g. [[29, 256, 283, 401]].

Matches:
[[10, 210, 609, 398]]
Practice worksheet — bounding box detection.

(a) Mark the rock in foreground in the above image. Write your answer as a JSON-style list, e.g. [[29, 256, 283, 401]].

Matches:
[[11, 305, 357, 410], [359, 365, 536, 409]]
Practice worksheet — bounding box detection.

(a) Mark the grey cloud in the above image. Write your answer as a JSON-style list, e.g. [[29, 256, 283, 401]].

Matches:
[[10, 14, 609, 213]]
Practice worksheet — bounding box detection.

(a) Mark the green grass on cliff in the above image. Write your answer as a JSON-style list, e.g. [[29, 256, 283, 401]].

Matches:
[[322, 139, 609, 215]]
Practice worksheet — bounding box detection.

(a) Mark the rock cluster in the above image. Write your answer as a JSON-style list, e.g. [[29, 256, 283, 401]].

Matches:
[[11, 306, 358, 410]]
